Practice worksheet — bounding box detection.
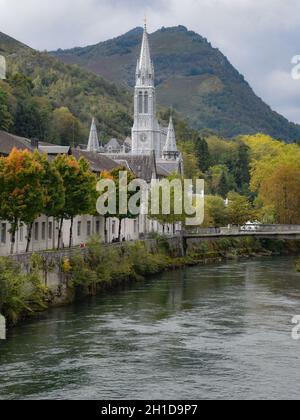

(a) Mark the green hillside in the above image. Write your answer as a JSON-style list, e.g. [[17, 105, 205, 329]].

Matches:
[[52, 26, 300, 142], [0, 32, 132, 144]]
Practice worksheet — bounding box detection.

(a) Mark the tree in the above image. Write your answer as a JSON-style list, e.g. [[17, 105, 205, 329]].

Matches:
[[195, 136, 210, 172], [26, 153, 66, 251], [204, 195, 227, 228], [50, 107, 82, 146], [54, 155, 96, 248], [259, 164, 300, 224], [149, 173, 188, 234], [227, 192, 256, 226], [208, 165, 236, 197], [98, 167, 137, 242], [0, 148, 45, 254], [0, 88, 13, 131], [228, 141, 250, 190]]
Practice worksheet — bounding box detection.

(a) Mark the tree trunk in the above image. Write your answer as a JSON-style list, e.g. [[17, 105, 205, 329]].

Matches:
[[69, 217, 74, 248], [26, 222, 33, 253], [104, 217, 108, 243], [10, 231, 16, 255], [118, 219, 122, 243], [57, 218, 64, 250]]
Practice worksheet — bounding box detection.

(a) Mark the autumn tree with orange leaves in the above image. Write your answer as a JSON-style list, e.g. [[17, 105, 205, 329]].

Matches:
[[0, 148, 45, 254]]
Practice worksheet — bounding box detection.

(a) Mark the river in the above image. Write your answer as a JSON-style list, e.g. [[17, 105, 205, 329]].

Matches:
[[1, 256, 300, 400]]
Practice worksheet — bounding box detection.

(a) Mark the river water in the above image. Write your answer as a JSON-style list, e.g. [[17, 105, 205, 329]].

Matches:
[[1, 256, 300, 400]]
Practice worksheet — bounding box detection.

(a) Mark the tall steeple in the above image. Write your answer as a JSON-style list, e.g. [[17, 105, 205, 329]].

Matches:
[[163, 116, 179, 161], [136, 21, 154, 88], [87, 118, 100, 152], [132, 20, 161, 156]]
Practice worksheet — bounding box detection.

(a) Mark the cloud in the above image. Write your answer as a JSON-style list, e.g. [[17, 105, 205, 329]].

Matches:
[[0, 0, 300, 123]]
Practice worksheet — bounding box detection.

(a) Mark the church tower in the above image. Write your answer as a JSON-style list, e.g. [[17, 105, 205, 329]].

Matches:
[[163, 116, 179, 161], [132, 21, 161, 156], [87, 118, 100, 152]]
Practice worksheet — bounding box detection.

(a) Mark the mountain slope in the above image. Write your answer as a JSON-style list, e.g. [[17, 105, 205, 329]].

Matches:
[[52, 26, 300, 142], [0, 31, 31, 55], [0, 32, 132, 142]]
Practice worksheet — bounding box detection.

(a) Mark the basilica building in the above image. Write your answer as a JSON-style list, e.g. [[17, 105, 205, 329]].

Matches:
[[87, 22, 184, 178]]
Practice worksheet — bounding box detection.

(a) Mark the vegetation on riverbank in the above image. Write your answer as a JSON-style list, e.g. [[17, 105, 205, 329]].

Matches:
[[63, 236, 270, 299], [1, 236, 300, 327], [0, 255, 49, 325]]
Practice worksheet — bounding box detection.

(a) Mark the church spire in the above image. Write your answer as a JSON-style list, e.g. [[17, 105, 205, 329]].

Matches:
[[136, 21, 154, 86], [163, 116, 179, 160], [87, 118, 100, 152]]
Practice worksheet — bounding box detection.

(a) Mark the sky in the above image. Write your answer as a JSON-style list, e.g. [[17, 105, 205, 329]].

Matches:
[[1, 0, 300, 123]]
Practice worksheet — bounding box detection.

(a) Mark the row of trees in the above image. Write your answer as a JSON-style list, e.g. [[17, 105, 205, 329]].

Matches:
[[0, 148, 97, 253], [172, 113, 300, 226]]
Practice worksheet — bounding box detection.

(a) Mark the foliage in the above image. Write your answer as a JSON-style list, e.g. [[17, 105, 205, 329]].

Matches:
[[98, 167, 138, 241], [203, 195, 227, 227], [227, 192, 256, 226], [0, 148, 46, 253], [0, 257, 48, 325], [0, 36, 132, 143], [54, 154, 97, 247]]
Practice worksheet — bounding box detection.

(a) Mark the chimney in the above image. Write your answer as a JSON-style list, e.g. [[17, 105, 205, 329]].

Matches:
[[31, 138, 39, 149]]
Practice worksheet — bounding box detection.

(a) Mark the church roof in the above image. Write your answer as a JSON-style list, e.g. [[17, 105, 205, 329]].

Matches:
[[105, 138, 121, 149], [71, 149, 119, 173], [87, 118, 100, 152], [39, 145, 71, 155], [156, 160, 182, 177], [108, 153, 157, 182]]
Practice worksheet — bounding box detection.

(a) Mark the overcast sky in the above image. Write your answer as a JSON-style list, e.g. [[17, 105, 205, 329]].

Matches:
[[1, 0, 300, 123]]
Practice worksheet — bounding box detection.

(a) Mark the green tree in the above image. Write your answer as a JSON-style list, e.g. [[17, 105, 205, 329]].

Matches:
[[50, 107, 82, 146], [0, 88, 13, 131], [228, 141, 250, 190], [195, 136, 210, 172], [54, 155, 97, 248], [227, 192, 255, 226], [204, 195, 227, 227], [149, 173, 188, 234], [98, 167, 137, 242]]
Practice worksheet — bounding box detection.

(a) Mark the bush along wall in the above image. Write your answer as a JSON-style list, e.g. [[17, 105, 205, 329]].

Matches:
[[2, 236, 299, 327]]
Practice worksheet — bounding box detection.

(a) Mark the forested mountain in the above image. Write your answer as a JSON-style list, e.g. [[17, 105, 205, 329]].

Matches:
[[52, 26, 300, 142], [0, 31, 132, 144]]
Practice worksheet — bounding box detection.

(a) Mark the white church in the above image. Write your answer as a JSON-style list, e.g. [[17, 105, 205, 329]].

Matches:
[[87, 21, 184, 176], [0, 22, 183, 256]]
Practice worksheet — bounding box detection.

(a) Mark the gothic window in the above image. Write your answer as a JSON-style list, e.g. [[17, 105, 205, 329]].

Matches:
[[144, 92, 149, 114], [138, 92, 143, 114]]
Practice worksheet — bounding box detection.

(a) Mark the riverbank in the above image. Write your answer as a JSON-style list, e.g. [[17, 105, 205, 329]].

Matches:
[[1, 235, 300, 328]]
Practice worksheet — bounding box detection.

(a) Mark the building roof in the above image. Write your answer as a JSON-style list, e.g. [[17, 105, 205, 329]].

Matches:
[[105, 138, 122, 150], [71, 149, 119, 173], [0, 131, 35, 155], [39, 145, 71, 155], [108, 153, 157, 182], [156, 159, 182, 177]]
